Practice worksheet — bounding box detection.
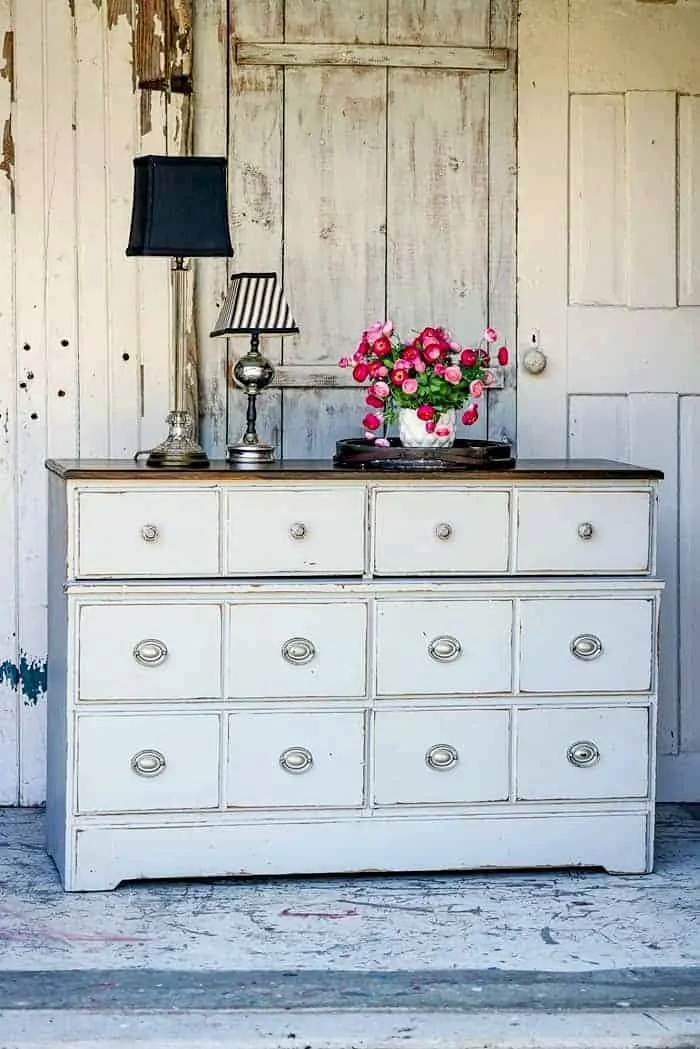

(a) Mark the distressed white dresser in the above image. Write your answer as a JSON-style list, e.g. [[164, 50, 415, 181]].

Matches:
[[46, 458, 663, 891]]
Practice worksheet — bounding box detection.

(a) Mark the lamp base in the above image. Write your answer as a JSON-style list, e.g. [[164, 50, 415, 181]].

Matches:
[[137, 410, 210, 469], [226, 435, 275, 466]]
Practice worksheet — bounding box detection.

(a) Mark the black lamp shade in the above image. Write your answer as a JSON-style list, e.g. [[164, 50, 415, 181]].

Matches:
[[126, 155, 234, 258]]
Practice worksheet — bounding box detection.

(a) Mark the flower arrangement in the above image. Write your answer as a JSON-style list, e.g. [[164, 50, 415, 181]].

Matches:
[[338, 320, 509, 444]]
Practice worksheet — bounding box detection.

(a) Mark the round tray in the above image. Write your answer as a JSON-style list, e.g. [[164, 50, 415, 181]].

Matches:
[[334, 437, 515, 470]]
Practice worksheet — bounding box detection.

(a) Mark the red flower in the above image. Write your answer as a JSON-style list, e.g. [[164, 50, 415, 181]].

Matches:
[[497, 345, 509, 366], [366, 394, 384, 409], [391, 367, 408, 386], [362, 412, 382, 431], [368, 360, 388, 378], [373, 335, 392, 357], [462, 404, 479, 426], [422, 344, 442, 364], [460, 348, 478, 368], [352, 362, 369, 383], [416, 404, 435, 421]]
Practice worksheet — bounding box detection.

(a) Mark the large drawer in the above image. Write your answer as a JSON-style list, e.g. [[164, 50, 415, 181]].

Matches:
[[516, 706, 649, 800], [519, 598, 654, 693], [225, 487, 366, 575], [79, 603, 222, 701], [76, 488, 220, 578], [373, 708, 510, 805], [515, 489, 652, 574], [375, 599, 513, 695], [76, 713, 220, 813], [227, 711, 365, 808], [373, 489, 510, 575]]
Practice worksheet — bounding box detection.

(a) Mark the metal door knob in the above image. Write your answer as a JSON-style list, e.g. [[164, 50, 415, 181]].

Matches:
[[522, 349, 547, 375]]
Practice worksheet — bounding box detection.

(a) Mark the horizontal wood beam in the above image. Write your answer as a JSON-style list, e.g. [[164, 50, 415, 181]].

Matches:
[[235, 42, 509, 72], [270, 366, 505, 390]]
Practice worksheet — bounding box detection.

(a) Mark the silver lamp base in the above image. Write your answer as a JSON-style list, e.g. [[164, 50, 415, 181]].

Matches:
[[137, 410, 210, 469], [226, 434, 275, 466]]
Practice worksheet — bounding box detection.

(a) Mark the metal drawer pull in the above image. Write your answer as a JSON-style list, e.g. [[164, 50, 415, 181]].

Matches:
[[428, 635, 462, 662], [567, 741, 600, 768], [131, 748, 167, 777], [140, 524, 160, 542], [279, 746, 314, 774], [577, 522, 594, 541], [426, 744, 459, 771], [435, 522, 453, 541], [570, 634, 603, 661], [282, 637, 316, 664], [289, 522, 307, 540], [133, 638, 168, 666]]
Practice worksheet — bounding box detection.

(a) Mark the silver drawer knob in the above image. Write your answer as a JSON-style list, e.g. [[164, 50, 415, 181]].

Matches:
[[522, 348, 547, 374], [426, 743, 459, 771], [577, 522, 594, 541], [435, 522, 453, 541], [279, 746, 314, 774], [570, 634, 603, 661], [289, 522, 307, 540], [133, 638, 168, 666], [131, 748, 166, 777], [282, 637, 316, 664], [567, 741, 600, 768], [428, 635, 462, 662], [140, 524, 160, 543]]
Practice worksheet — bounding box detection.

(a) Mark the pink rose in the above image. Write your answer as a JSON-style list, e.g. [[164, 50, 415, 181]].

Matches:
[[338, 356, 351, 368], [362, 412, 382, 431], [372, 381, 390, 398], [444, 365, 462, 385], [484, 327, 498, 343], [460, 348, 478, 368], [375, 437, 391, 447], [352, 362, 369, 383], [434, 363, 446, 377], [462, 404, 479, 426], [416, 404, 435, 421], [497, 345, 509, 366], [469, 379, 484, 398], [413, 357, 426, 373], [402, 378, 418, 394], [366, 393, 384, 409]]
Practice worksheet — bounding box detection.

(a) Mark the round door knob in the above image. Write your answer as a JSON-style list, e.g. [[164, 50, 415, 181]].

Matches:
[[140, 524, 160, 542], [428, 635, 462, 662], [425, 744, 459, 771], [567, 741, 600, 768], [577, 522, 594, 540], [522, 348, 547, 375], [435, 522, 453, 541], [279, 746, 314, 774], [133, 638, 168, 666], [289, 523, 307, 540]]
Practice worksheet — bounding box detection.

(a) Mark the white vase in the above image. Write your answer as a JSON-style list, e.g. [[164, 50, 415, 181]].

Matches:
[[398, 408, 456, 448]]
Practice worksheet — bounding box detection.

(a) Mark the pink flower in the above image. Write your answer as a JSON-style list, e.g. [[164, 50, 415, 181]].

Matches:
[[469, 379, 484, 398], [483, 369, 495, 386], [368, 360, 389, 379], [435, 426, 451, 437], [484, 327, 498, 343], [372, 381, 390, 399], [460, 348, 478, 368], [422, 344, 442, 364], [425, 420, 436, 433], [497, 345, 509, 366], [416, 404, 435, 421], [391, 367, 408, 386], [353, 341, 369, 361], [375, 437, 391, 447], [434, 363, 446, 377], [401, 346, 420, 362], [364, 322, 385, 345], [449, 341, 461, 352], [366, 393, 384, 409], [364, 432, 377, 441], [338, 356, 352, 368], [352, 362, 369, 383], [462, 404, 479, 426], [362, 412, 382, 431], [444, 365, 462, 385], [402, 377, 418, 394], [413, 357, 426, 373]]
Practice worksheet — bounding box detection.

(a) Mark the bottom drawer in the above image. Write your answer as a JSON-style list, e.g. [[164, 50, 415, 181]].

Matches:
[[516, 706, 650, 800], [76, 713, 221, 813]]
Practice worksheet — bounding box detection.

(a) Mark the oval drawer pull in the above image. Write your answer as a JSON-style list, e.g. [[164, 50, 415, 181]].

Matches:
[[140, 523, 160, 543], [428, 635, 462, 662], [133, 638, 168, 667], [279, 746, 314, 774], [577, 522, 594, 541], [426, 744, 459, 771], [131, 748, 167, 777], [570, 634, 603, 661], [435, 522, 453, 541], [567, 740, 601, 768], [282, 637, 316, 664], [289, 522, 307, 540]]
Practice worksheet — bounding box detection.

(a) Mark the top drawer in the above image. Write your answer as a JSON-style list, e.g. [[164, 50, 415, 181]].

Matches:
[[515, 489, 652, 574], [76, 489, 220, 578]]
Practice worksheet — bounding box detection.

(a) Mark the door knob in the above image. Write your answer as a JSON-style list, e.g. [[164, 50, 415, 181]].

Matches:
[[522, 348, 547, 375]]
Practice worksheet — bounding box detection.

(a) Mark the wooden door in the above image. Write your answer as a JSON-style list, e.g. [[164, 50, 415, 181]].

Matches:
[[518, 0, 700, 800]]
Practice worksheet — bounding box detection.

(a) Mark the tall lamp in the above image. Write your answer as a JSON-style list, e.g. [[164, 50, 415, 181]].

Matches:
[[126, 155, 234, 468], [211, 272, 298, 465]]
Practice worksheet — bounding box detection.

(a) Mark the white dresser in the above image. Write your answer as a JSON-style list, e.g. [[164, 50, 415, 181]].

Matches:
[[45, 458, 663, 891]]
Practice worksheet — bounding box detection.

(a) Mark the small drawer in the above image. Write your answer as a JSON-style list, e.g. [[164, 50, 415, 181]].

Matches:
[[519, 598, 654, 693], [373, 708, 510, 805], [373, 489, 510, 575], [76, 713, 220, 813], [79, 603, 222, 701], [227, 601, 367, 698], [225, 487, 366, 575], [516, 706, 649, 800], [515, 489, 652, 574], [376, 599, 512, 695], [76, 489, 220, 578], [227, 711, 365, 808]]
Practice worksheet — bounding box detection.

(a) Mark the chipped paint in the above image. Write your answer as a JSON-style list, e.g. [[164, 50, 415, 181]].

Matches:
[[0, 652, 47, 705], [1, 31, 14, 101], [106, 0, 131, 30], [0, 116, 14, 186]]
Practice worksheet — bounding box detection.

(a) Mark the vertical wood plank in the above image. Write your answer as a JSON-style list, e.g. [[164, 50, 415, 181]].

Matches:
[[283, 388, 367, 458], [626, 91, 677, 309], [679, 395, 700, 752], [679, 95, 700, 307], [388, 0, 489, 46], [286, 0, 385, 44], [567, 394, 629, 460], [569, 94, 626, 306]]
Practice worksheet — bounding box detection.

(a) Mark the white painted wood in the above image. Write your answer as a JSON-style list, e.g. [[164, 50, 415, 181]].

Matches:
[[227, 711, 366, 808], [389, 0, 489, 47], [516, 706, 650, 800], [235, 42, 508, 71], [679, 95, 700, 307], [372, 708, 510, 805], [679, 395, 700, 753], [568, 395, 628, 460], [77, 713, 220, 813]]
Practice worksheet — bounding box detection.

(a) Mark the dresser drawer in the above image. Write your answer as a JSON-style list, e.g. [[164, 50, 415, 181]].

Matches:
[[76, 713, 220, 813], [79, 603, 222, 701], [515, 489, 652, 574], [373, 708, 510, 805], [375, 599, 513, 695], [227, 711, 365, 808], [227, 601, 367, 698], [516, 706, 649, 800], [225, 487, 366, 575], [519, 598, 654, 693], [76, 489, 220, 578], [373, 489, 510, 575]]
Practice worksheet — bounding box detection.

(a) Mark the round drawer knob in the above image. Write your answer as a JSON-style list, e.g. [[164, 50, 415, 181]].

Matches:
[[522, 348, 547, 375], [279, 746, 314, 774], [567, 740, 601, 768], [133, 638, 168, 666], [140, 524, 160, 543], [577, 522, 594, 541], [282, 637, 316, 664], [570, 634, 603, 661], [435, 522, 453, 541], [426, 744, 459, 771], [428, 635, 462, 662], [289, 522, 307, 540], [131, 748, 167, 777]]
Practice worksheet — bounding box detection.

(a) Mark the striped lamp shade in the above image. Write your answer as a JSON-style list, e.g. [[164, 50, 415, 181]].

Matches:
[[211, 272, 298, 336]]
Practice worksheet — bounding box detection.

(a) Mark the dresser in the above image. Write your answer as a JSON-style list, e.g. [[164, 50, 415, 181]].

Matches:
[[45, 458, 663, 891]]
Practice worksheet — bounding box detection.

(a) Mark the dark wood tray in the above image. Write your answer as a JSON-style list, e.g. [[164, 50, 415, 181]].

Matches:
[[334, 437, 515, 470]]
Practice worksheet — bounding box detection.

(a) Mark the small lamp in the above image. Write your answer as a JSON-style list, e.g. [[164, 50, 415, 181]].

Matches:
[[210, 272, 298, 465], [126, 155, 234, 468]]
